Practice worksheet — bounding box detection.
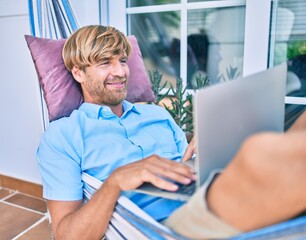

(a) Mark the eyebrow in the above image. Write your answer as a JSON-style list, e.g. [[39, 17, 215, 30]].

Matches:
[[97, 55, 127, 63]]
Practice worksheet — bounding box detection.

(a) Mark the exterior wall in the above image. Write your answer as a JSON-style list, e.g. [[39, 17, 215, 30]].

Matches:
[[0, 0, 43, 184], [0, 0, 99, 184]]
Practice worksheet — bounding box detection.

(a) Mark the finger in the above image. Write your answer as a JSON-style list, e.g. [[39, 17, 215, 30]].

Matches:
[[146, 156, 191, 172], [182, 147, 194, 162], [140, 170, 179, 191], [142, 161, 196, 184], [160, 156, 197, 177], [182, 138, 196, 162]]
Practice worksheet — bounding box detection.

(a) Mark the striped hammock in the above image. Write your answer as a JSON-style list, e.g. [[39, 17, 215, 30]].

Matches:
[[28, 0, 79, 38]]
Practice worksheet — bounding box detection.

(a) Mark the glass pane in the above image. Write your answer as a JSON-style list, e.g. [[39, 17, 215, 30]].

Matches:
[[285, 104, 306, 130], [270, 0, 306, 97], [187, 6, 245, 88], [188, 0, 218, 2], [127, 0, 179, 7], [128, 11, 180, 87]]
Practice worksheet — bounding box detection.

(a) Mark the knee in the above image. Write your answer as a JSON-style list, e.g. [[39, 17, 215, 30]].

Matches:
[[234, 133, 281, 180]]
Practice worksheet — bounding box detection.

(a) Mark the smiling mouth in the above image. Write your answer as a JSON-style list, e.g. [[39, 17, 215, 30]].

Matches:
[[106, 80, 127, 89]]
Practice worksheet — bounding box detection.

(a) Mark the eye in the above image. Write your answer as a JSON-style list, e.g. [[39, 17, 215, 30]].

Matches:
[[97, 59, 111, 66], [120, 57, 128, 64], [100, 61, 110, 66]]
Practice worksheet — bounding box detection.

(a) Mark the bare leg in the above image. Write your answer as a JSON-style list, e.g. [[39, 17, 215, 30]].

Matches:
[[207, 131, 306, 232]]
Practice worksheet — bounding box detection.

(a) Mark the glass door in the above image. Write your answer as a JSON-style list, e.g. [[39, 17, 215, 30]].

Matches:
[[269, 0, 306, 129]]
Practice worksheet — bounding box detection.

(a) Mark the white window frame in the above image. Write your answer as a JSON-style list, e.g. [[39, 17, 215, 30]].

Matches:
[[106, 0, 306, 105]]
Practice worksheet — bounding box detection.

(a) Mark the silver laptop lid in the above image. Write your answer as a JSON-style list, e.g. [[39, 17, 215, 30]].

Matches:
[[194, 64, 287, 188]]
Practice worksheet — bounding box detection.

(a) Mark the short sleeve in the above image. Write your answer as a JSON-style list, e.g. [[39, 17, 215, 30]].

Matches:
[[37, 125, 83, 201]]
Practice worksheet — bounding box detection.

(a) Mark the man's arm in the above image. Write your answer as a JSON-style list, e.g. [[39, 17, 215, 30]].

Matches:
[[48, 180, 120, 240], [48, 154, 196, 240]]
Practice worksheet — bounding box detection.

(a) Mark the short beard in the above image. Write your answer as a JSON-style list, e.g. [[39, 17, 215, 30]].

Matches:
[[102, 89, 127, 106], [98, 78, 128, 106], [83, 76, 128, 106]]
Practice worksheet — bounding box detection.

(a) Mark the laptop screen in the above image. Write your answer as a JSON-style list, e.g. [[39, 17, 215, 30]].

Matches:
[[194, 64, 287, 187]]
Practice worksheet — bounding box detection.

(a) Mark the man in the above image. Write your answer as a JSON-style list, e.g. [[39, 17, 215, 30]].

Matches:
[[37, 25, 306, 240]]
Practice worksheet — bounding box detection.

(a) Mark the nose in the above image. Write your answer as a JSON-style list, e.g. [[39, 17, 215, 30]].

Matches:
[[110, 60, 126, 78]]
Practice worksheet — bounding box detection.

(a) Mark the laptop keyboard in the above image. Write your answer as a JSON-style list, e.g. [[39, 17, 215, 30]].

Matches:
[[174, 181, 196, 195]]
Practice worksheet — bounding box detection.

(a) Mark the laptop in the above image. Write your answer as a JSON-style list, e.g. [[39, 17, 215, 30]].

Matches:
[[134, 64, 287, 201]]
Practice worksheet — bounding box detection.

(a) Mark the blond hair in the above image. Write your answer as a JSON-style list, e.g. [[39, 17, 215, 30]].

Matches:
[[62, 25, 132, 72]]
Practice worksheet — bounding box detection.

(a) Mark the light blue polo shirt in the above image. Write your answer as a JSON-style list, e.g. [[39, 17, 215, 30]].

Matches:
[[37, 101, 188, 221]]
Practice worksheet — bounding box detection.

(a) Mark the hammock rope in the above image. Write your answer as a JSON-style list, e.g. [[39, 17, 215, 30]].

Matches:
[[28, 0, 79, 39], [27, 0, 80, 130]]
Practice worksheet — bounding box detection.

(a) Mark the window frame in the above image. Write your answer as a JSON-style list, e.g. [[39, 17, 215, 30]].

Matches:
[[105, 0, 306, 105]]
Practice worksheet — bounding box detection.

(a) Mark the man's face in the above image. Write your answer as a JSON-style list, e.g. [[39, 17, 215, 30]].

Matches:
[[81, 54, 130, 106]]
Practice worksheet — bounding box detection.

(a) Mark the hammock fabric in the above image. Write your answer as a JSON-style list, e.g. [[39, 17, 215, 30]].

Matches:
[[28, 0, 79, 39]]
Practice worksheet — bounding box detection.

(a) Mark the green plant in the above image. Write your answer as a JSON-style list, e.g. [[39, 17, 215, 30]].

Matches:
[[149, 70, 209, 134], [287, 40, 306, 60], [218, 65, 240, 82], [166, 77, 192, 133], [148, 69, 170, 105]]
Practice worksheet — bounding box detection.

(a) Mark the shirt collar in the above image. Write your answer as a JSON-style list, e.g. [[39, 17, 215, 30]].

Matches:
[[78, 100, 140, 119], [122, 100, 140, 116]]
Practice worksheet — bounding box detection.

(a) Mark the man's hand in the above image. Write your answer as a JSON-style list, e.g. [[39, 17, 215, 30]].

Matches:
[[182, 137, 196, 162], [107, 154, 196, 192], [49, 155, 195, 239]]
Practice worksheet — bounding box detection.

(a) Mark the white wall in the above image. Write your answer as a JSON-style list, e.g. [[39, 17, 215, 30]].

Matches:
[[0, 0, 44, 184], [0, 0, 101, 185], [70, 0, 100, 27]]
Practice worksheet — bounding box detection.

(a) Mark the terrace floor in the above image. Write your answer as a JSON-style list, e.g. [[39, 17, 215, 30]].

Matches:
[[0, 187, 52, 240]]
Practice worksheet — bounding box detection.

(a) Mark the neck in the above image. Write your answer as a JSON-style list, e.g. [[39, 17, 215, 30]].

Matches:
[[84, 99, 124, 117], [108, 104, 124, 117], [82, 93, 124, 117]]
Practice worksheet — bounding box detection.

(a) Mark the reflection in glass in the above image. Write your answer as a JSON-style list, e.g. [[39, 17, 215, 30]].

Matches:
[[270, 0, 306, 97], [285, 104, 306, 130], [128, 12, 180, 87], [128, 6, 245, 89], [188, 0, 216, 2], [127, 0, 179, 8], [187, 7, 245, 88]]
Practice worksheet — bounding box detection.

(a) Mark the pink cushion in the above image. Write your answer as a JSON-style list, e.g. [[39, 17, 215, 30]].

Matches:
[[25, 35, 155, 121]]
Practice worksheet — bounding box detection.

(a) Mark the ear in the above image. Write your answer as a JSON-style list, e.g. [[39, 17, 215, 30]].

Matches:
[[71, 66, 84, 83]]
